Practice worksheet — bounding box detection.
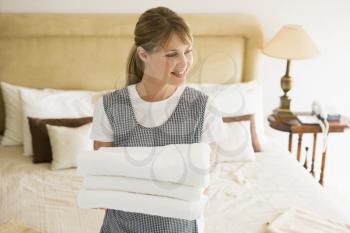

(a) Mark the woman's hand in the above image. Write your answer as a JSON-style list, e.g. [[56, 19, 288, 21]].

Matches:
[[93, 141, 113, 150], [203, 187, 209, 196], [208, 142, 217, 173], [202, 143, 217, 196]]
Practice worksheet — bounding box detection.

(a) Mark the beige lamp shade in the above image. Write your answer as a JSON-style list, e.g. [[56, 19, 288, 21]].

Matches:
[[263, 25, 320, 59]]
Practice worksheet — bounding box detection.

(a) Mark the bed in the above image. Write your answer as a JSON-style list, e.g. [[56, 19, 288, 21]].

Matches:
[[0, 13, 349, 233]]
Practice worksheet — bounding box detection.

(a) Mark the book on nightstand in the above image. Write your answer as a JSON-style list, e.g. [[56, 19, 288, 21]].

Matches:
[[297, 115, 320, 125], [297, 114, 341, 125]]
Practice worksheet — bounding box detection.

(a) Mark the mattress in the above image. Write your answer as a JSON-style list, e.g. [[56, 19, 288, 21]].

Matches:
[[0, 143, 349, 233]]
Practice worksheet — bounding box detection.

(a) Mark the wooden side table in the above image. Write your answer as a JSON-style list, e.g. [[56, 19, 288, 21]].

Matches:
[[268, 113, 350, 185]]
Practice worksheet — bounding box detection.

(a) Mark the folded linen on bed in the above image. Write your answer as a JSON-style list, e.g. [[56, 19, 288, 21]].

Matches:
[[82, 175, 204, 201], [266, 207, 350, 233], [77, 189, 207, 220], [77, 143, 211, 187]]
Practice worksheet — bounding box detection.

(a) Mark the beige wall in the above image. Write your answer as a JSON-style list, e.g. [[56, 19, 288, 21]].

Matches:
[[1, 0, 350, 208]]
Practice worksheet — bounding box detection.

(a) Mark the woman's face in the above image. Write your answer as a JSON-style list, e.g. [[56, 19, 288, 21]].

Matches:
[[140, 33, 193, 87]]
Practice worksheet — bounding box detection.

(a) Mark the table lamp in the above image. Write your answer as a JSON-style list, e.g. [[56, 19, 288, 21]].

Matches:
[[263, 25, 320, 119]]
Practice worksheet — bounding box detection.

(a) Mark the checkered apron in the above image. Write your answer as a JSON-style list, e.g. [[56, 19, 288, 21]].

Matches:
[[100, 86, 208, 233]]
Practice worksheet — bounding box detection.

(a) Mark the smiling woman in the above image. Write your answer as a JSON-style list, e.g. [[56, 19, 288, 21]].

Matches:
[[90, 6, 226, 233], [135, 32, 193, 101]]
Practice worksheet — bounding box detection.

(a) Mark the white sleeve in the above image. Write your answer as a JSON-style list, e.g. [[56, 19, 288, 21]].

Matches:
[[201, 97, 227, 143], [90, 98, 114, 142]]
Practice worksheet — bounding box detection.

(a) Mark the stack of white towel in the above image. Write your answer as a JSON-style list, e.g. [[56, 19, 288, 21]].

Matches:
[[77, 143, 211, 220]]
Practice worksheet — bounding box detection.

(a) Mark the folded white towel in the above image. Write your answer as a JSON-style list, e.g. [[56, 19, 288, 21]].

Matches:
[[77, 143, 211, 187], [266, 207, 350, 233], [77, 189, 208, 220], [83, 175, 204, 201]]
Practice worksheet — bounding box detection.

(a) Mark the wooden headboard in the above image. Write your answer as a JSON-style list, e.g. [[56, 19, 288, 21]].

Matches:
[[0, 13, 263, 134]]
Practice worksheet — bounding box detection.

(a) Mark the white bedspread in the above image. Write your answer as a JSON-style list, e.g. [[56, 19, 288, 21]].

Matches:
[[265, 207, 350, 233], [204, 143, 350, 232], [0, 146, 104, 233], [1, 142, 349, 233], [82, 175, 203, 201], [77, 143, 211, 187]]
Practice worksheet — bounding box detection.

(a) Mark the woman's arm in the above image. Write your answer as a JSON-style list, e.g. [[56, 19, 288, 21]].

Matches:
[[93, 141, 113, 150], [203, 142, 217, 196]]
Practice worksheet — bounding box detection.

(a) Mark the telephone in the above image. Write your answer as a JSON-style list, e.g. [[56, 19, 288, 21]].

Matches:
[[311, 101, 328, 120], [312, 101, 329, 153]]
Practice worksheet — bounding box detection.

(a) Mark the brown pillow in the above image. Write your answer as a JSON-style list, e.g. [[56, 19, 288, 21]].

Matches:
[[222, 114, 262, 152], [28, 117, 93, 163]]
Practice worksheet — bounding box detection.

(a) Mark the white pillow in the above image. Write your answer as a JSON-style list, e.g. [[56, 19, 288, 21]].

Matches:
[[47, 123, 93, 170], [0, 82, 38, 145], [44, 87, 106, 108], [216, 121, 255, 162], [0, 81, 102, 147], [20, 89, 96, 156], [187, 81, 266, 145]]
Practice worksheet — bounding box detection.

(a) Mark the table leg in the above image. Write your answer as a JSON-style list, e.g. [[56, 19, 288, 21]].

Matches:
[[288, 133, 293, 153], [303, 147, 309, 170], [297, 133, 303, 162], [311, 133, 317, 177], [319, 149, 327, 186]]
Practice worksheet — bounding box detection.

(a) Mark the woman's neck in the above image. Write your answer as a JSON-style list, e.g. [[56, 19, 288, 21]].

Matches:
[[135, 78, 178, 102]]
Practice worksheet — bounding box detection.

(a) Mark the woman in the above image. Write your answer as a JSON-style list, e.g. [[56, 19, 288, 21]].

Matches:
[[90, 6, 225, 233]]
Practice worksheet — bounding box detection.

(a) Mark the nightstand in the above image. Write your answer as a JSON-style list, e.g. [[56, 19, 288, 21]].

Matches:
[[268, 113, 350, 185]]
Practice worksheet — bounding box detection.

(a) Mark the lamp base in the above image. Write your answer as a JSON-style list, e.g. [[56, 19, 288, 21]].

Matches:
[[273, 108, 296, 120], [273, 95, 296, 120]]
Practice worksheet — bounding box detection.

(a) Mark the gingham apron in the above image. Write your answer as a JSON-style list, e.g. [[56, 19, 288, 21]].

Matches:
[[100, 86, 208, 233]]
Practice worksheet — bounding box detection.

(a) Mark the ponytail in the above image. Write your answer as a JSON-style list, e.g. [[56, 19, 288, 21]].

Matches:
[[126, 45, 143, 86]]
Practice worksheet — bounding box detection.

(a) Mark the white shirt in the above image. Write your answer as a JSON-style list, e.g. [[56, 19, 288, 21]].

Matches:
[[90, 84, 226, 143]]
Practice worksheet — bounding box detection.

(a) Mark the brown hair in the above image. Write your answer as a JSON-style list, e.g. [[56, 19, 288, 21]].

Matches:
[[126, 7, 193, 86]]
